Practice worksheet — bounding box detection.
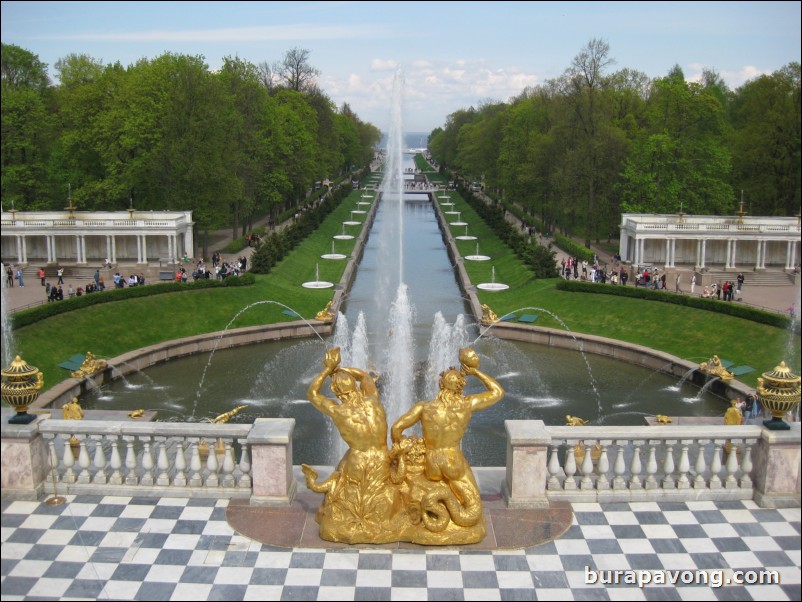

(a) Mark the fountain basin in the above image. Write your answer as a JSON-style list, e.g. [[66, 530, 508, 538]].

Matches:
[[343, 221, 362, 226], [333, 235, 354, 240], [476, 283, 510, 291], [465, 255, 491, 261], [455, 235, 477, 241], [302, 281, 335, 289], [321, 254, 347, 260], [451, 221, 468, 226]]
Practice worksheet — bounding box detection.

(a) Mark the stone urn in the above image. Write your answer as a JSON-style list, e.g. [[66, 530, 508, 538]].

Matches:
[[757, 361, 801, 431], [1, 355, 44, 424]]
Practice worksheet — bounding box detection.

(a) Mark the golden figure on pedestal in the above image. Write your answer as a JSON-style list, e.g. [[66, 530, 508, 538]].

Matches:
[[70, 352, 108, 379], [315, 301, 335, 322], [303, 346, 504, 545], [698, 355, 734, 381], [480, 304, 499, 325]]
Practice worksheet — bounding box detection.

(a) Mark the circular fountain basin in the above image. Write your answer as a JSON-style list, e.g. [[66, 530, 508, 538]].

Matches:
[[321, 254, 347, 260], [455, 235, 478, 241], [450, 221, 468, 226], [302, 281, 334, 289], [343, 221, 362, 226], [438, 195, 450, 199], [352, 210, 367, 214], [465, 255, 491, 261], [476, 283, 510, 291], [333, 235, 354, 240], [440, 202, 454, 208], [445, 211, 460, 215], [357, 202, 371, 206], [361, 194, 374, 199]]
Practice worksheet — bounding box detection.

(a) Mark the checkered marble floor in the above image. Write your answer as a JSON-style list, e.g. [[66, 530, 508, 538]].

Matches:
[[1, 496, 799, 601]]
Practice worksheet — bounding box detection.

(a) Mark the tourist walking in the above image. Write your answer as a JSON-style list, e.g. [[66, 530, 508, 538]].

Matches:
[[6, 266, 13, 288], [16, 268, 24, 287], [38, 267, 45, 285], [57, 267, 64, 285]]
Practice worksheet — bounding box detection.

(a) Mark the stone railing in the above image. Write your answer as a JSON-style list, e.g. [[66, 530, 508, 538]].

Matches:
[[3, 414, 798, 509], [504, 420, 800, 509], [2, 412, 295, 505]]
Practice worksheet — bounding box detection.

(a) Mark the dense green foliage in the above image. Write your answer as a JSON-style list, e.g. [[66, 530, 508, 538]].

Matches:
[[1, 44, 381, 256], [429, 39, 800, 244]]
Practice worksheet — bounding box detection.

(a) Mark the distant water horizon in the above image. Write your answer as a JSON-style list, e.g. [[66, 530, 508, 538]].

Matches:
[[379, 131, 429, 150]]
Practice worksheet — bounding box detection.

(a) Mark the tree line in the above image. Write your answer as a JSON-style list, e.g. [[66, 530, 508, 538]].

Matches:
[[428, 39, 801, 248], [1, 44, 381, 256]]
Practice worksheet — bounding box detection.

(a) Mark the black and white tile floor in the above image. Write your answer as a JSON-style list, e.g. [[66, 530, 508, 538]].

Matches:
[[2, 496, 799, 601]]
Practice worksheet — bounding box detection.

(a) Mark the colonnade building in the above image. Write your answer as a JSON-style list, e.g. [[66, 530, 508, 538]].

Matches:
[[1, 209, 194, 266], [619, 213, 800, 271]]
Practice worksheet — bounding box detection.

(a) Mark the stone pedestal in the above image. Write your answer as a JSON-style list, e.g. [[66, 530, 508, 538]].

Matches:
[[504, 420, 550, 508], [1, 410, 48, 500], [248, 418, 296, 506], [752, 423, 801, 508]]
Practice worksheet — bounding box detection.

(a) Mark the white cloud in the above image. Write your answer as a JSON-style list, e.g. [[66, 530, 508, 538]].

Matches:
[[370, 58, 399, 72]]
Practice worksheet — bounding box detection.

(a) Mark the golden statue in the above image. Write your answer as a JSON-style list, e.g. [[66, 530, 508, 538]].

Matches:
[[698, 355, 734, 381], [655, 414, 672, 424], [70, 352, 108, 379], [62, 397, 84, 420], [480, 303, 499, 325], [212, 405, 247, 424], [315, 301, 335, 322], [565, 415, 588, 426], [391, 348, 505, 544], [303, 346, 504, 545], [724, 399, 745, 426], [128, 409, 145, 419]]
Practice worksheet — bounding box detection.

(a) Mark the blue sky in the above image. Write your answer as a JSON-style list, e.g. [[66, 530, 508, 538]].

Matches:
[[2, 1, 800, 133]]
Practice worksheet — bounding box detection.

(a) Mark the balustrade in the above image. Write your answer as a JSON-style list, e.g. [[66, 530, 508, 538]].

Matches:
[[542, 425, 761, 502], [38, 420, 252, 499]]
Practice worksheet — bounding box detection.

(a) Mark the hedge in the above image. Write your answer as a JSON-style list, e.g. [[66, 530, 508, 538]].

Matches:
[[555, 279, 796, 331], [11, 273, 256, 329]]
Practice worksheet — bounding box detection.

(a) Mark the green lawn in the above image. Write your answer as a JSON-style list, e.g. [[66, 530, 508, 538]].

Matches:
[[11, 186, 799, 392]]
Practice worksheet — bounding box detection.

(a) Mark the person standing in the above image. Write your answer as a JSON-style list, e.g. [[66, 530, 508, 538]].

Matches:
[[57, 267, 64, 285], [38, 267, 45, 285], [690, 273, 696, 294], [6, 266, 13, 288], [675, 273, 682, 293], [737, 272, 744, 292], [16, 268, 24, 287]]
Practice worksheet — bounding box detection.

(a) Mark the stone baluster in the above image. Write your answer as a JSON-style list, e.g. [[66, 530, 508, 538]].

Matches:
[[205, 443, 220, 487], [644, 443, 658, 489], [173, 440, 188, 487], [547, 445, 562, 490], [44, 435, 59, 485], [612, 444, 627, 489], [563, 442, 577, 490], [221, 440, 236, 488], [709, 441, 724, 489], [661, 443, 676, 489], [91, 435, 107, 484], [676, 442, 691, 489], [693, 441, 708, 489], [629, 442, 643, 489], [124, 436, 138, 485], [188, 439, 203, 487], [108, 436, 123, 485], [237, 439, 251, 489], [596, 442, 610, 490], [155, 437, 170, 486], [77, 437, 92, 483], [739, 441, 753, 489], [725, 441, 740, 489], [580, 441, 595, 490], [140, 437, 154, 486], [61, 434, 76, 483]]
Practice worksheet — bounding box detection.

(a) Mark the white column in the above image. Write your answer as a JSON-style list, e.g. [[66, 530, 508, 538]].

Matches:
[[731, 240, 737, 269], [671, 239, 677, 267], [760, 240, 767, 269], [136, 235, 142, 263], [665, 239, 671, 267], [788, 240, 797, 270], [45, 236, 52, 263], [755, 240, 762, 269], [16, 236, 23, 264], [75, 236, 82, 264], [80, 236, 87, 264], [21, 236, 27, 263], [111, 236, 117, 264], [106, 236, 112, 264], [700, 239, 707, 269], [141, 235, 148, 265], [725, 240, 732, 269]]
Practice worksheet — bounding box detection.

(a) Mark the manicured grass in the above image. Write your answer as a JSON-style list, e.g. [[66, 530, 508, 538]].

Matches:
[[12, 191, 368, 390]]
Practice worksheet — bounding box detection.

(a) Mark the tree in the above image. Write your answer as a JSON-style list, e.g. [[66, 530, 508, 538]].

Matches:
[[277, 47, 319, 92]]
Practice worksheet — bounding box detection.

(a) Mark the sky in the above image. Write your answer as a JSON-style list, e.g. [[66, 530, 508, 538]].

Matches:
[[2, 1, 800, 133]]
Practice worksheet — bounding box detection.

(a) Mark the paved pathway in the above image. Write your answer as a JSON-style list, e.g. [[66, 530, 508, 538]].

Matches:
[[1, 493, 799, 601]]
